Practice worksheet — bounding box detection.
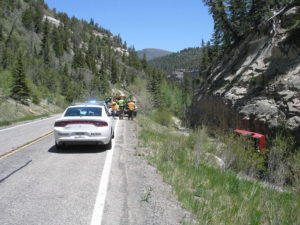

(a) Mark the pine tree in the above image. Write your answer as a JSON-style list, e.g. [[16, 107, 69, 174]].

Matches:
[[123, 41, 127, 49], [122, 52, 127, 63], [40, 19, 51, 65], [86, 35, 97, 73], [22, 8, 34, 30], [61, 25, 70, 51], [211, 24, 223, 58], [148, 69, 162, 107], [248, 0, 277, 25], [2, 47, 14, 69], [72, 47, 85, 69], [33, 3, 44, 33], [203, 0, 289, 50], [120, 67, 127, 84], [206, 41, 214, 64], [90, 75, 101, 93], [229, 0, 249, 36], [183, 72, 192, 103], [89, 18, 94, 26], [60, 64, 69, 93], [111, 57, 119, 84], [11, 53, 30, 104], [65, 82, 78, 103], [0, 24, 4, 42], [141, 53, 147, 70], [52, 26, 64, 58], [99, 64, 109, 94], [200, 40, 209, 74]]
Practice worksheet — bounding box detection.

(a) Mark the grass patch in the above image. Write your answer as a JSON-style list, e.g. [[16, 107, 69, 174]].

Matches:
[[149, 110, 173, 127], [137, 115, 300, 225], [0, 113, 49, 127]]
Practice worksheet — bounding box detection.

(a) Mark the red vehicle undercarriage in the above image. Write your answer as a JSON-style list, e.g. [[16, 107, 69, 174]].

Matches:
[[234, 129, 266, 153]]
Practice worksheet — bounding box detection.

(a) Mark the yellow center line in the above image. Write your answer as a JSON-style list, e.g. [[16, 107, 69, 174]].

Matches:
[[0, 131, 54, 161]]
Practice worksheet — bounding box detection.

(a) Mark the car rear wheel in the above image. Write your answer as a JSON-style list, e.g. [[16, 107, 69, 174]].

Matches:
[[55, 142, 64, 150], [104, 139, 112, 150]]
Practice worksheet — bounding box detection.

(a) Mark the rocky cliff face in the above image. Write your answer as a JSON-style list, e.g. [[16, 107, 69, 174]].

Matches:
[[190, 2, 300, 140]]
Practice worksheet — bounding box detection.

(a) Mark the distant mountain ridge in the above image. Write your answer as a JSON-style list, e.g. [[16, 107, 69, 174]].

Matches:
[[137, 48, 172, 61], [149, 47, 202, 74]]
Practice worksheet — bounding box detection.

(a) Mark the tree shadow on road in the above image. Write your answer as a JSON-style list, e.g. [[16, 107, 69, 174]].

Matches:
[[48, 144, 108, 154], [0, 160, 32, 184]]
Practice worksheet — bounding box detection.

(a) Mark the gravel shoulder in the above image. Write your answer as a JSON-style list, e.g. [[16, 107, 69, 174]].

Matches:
[[102, 119, 193, 225]]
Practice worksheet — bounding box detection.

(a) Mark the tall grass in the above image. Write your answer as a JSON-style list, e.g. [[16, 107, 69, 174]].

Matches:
[[137, 115, 300, 225]]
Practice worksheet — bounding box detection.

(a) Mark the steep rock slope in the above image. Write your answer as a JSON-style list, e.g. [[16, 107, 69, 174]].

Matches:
[[190, 2, 300, 139]]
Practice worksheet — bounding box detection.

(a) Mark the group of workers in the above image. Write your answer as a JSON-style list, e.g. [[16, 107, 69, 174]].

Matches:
[[111, 98, 136, 120]]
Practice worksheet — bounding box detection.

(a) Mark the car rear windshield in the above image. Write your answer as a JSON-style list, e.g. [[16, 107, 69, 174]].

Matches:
[[64, 107, 102, 117]]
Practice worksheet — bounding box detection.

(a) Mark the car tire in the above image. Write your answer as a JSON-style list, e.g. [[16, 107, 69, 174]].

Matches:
[[55, 142, 64, 150], [104, 139, 112, 150], [112, 130, 115, 139]]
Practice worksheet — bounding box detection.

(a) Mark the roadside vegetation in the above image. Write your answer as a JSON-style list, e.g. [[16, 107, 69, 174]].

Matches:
[[0, 113, 49, 127], [0, 95, 62, 127], [137, 115, 300, 225]]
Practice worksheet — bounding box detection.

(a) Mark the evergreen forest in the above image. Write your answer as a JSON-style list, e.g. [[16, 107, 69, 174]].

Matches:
[[0, 0, 186, 116]]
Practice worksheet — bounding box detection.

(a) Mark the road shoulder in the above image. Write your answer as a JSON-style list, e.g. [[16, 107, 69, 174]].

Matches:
[[102, 119, 193, 225]]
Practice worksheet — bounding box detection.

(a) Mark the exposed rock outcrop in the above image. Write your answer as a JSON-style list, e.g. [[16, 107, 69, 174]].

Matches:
[[190, 1, 300, 140]]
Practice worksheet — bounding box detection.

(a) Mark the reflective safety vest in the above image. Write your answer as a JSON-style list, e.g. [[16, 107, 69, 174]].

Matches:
[[111, 101, 118, 110], [128, 102, 135, 111], [118, 99, 125, 107]]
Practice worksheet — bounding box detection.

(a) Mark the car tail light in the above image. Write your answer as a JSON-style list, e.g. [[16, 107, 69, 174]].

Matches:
[[54, 120, 107, 127]]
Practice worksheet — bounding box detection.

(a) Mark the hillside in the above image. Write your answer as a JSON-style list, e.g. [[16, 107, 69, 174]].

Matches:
[[190, 2, 300, 142], [149, 47, 202, 74], [137, 48, 172, 61], [0, 0, 152, 122]]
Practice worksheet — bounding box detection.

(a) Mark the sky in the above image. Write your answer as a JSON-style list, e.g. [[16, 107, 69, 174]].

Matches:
[[44, 0, 214, 53]]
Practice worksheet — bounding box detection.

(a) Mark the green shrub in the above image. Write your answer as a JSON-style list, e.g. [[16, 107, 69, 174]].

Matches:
[[267, 132, 297, 187], [288, 149, 300, 194], [149, 110, 173, 127], [0, 70, 12, 96], [221, 133, 266, 178], [28, 81, 41, 104]]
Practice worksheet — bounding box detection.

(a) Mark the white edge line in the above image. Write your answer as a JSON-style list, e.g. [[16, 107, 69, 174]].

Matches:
[[0, 114, 61, 133], [90, 119, 119, 225]]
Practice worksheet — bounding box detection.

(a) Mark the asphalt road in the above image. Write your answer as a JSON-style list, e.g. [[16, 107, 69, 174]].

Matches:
[[0, 116, 116, 225], [0, 116, 191, 225], [0, 115, 61, 155]]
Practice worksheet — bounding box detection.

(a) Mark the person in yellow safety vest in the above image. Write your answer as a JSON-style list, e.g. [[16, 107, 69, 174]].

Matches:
[[117, 98, 125, 119], [111, 99, 118, 119], [127, 100, 135, 120]]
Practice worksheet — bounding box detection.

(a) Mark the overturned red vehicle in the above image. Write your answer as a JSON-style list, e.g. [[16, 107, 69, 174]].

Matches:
[[234, 129, 266, 153]]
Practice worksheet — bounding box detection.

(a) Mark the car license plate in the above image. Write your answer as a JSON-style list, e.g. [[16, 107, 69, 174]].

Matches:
[[75, 135, 84, 139], [74, 132, 85, 138]]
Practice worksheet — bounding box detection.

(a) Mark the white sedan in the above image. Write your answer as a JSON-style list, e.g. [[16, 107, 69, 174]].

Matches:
[[54, 103, 114, 149]]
